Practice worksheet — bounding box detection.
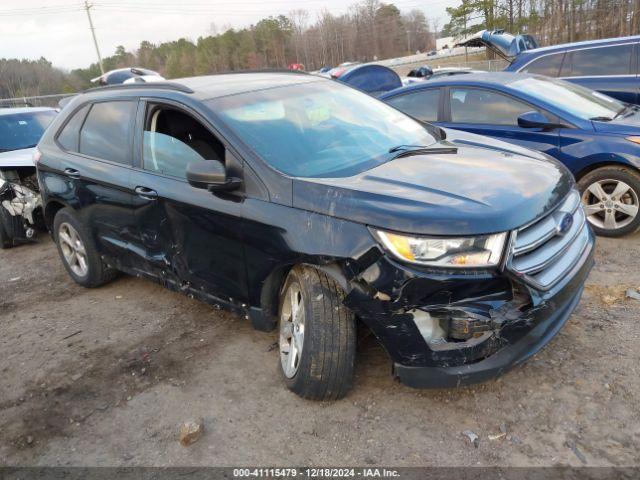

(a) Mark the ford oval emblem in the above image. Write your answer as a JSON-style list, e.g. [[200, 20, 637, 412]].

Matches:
[[557, 213, 573, 235]]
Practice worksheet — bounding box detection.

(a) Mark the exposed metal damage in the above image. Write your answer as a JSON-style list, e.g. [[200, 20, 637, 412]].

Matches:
[[0, 168, 43, 246], [336, 235, 594, 387]]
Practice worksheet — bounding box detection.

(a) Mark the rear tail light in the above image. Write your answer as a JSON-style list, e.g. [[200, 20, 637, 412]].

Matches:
[[33, 146, 42, 164]]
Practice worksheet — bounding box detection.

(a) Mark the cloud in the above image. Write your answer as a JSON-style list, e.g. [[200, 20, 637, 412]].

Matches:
[[0, 0, 457, 70]]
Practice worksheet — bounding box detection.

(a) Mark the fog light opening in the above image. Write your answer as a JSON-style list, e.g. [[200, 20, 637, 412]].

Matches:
[[410, 309, 447, 345]]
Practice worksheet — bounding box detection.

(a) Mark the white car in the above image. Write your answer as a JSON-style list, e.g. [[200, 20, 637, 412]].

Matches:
[[0, 106, 57, 248], [91, 67, 164, 85]]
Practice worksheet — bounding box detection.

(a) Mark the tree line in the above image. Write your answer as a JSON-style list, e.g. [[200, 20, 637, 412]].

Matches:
[[1, 0, 638, 100], [443, 0, 639, 45]]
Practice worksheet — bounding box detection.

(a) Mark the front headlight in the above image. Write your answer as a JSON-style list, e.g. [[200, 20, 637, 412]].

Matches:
[[374, 229, 507, 268]]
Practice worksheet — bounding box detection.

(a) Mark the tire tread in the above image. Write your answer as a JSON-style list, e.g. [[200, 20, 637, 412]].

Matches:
[[280, 265, 355, 401]]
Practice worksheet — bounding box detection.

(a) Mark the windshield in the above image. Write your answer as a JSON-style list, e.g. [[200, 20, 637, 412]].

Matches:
[[511, 76, 625, 120], [0, 110, 57, 152], [209, 80, 437, 178]]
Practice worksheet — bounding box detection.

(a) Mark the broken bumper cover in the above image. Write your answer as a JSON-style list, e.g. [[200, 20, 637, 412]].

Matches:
[[393, 239, 594, 389]]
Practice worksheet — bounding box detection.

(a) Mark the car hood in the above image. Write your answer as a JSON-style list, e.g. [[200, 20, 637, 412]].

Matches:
[[456, 29, 538, 61], [292, 140, 573, 236], [0, 147, 36, 169]]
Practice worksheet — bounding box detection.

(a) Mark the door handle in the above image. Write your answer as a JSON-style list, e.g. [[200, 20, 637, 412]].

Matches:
[[135, 186, 158, 200], [64, 168, 81, 179]]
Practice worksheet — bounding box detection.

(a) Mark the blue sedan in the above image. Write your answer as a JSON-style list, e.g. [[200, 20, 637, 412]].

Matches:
[[380, 72, 640, 237]]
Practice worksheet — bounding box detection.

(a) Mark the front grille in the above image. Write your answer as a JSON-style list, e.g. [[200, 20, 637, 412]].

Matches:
[[508, 190, 590, 290]]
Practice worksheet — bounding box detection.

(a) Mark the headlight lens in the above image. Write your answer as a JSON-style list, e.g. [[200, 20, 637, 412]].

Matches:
[[626, 136, 640, 145], [374, 229, 507, 268]]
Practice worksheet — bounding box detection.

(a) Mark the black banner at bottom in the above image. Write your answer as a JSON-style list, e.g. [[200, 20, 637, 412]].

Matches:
[[0, 467, 638, 480]]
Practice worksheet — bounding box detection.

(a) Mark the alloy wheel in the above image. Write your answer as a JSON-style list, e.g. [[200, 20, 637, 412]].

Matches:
[[279, 283, 305, 378], [58, 222, 89, 277], [581, 179, 639, 231]]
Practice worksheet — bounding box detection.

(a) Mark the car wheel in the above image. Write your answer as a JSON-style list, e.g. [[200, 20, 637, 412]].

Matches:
[[578, 166, 640, 237], [53, 208, 117, 287], [278, 266, 356, 400]]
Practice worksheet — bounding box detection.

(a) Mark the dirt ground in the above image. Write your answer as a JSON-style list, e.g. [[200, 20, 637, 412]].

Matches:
[[1, 232, 639, 467]]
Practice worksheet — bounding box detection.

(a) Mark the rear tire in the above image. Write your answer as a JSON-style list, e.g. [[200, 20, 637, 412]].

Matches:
[[578, 166, 640, 237], [278, 266, 356, 400], [53, 208, 117, 287], [0, 220, 12, 249], [0, 208, 14, 249]]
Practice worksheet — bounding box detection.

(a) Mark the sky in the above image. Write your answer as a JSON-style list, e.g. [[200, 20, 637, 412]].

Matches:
[[0, 0, 459, 71]]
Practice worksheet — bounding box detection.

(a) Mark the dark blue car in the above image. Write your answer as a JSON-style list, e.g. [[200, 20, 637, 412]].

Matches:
[[328, 64, 402, 96], [380, 72, 640, 237], [458, 30, 640, 104]]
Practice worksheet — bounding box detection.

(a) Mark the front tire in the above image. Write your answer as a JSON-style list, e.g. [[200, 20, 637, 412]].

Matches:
[[578, 166, 640, 237], [53, 208, 116, 287], [278, 266, 356, 400]]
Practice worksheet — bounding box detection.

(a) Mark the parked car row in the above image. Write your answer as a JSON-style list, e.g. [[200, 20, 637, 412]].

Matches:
[[1, 35, 636, 400]]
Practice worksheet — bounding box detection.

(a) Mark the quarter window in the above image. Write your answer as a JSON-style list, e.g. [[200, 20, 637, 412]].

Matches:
[[521, 53, 564, 77], [57, 104, 90, 152], [450, 88, 534, 125], [79, 101, 135, 164], [142, 105, 224, 179], [386, 89, 440, 122], [560, 44, 633, 77]]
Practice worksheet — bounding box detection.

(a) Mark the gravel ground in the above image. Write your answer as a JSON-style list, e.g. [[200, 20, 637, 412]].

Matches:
[[0, 233, 638, 467]]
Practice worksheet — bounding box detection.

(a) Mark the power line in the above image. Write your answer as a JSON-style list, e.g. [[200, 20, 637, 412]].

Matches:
[[0, 7, 83, 16], [84, 1, 105, 74]]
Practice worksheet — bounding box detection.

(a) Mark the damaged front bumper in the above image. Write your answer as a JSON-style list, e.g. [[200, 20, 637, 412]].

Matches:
[[343, 227, 595, 389], [0, 171, 42, 243]]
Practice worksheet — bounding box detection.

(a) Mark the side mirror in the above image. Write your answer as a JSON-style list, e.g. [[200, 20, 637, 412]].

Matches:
[[517, 111, 566, 130], [186, 160, 242, 192]]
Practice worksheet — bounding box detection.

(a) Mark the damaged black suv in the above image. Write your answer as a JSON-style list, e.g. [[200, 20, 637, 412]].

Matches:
[[36, 72, 594, 400]]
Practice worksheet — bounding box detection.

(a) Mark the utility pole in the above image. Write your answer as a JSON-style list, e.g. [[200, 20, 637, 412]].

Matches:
[[84, 1, 104, 75]]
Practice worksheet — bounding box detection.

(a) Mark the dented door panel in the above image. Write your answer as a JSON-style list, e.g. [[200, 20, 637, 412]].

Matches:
[[128, 168, 247, 304]]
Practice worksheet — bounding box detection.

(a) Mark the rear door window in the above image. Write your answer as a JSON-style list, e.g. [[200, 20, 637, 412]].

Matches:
[[521, 53, 564, 77], [57, 104, 90, 152], [561, 44, 633, 77], [386, 89, 440, 122], [449, 88, 534, 125], [79, 101, 136, 164]]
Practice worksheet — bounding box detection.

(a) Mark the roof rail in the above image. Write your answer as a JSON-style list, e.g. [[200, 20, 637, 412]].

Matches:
[[205, 68, 311, 76], [84, 81, 194, 94]]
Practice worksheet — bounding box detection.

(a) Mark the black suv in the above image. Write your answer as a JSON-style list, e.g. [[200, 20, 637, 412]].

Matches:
[[36, 72, 594, 400]]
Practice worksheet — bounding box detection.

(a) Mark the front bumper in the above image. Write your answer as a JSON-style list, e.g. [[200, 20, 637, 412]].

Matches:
[[344, 227, 595, 389]]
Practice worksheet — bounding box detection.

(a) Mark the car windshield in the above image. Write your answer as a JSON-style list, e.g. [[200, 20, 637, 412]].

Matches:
[[510, 76, 625, 120], [209, 80, 437, 178], [0, 110, 57, 152]]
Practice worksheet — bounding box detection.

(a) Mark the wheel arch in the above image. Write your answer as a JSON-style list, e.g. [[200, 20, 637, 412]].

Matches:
[[44, 200, 69, 232], [250, 261, 351, 332], [574, 159, 640, 182]]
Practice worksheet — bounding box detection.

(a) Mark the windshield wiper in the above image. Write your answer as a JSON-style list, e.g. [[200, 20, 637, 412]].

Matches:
[[614, 104, 635, 119], [388, 144, 432, 153], [388, 144, 458, 159], [589, 116, 613, 122]]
